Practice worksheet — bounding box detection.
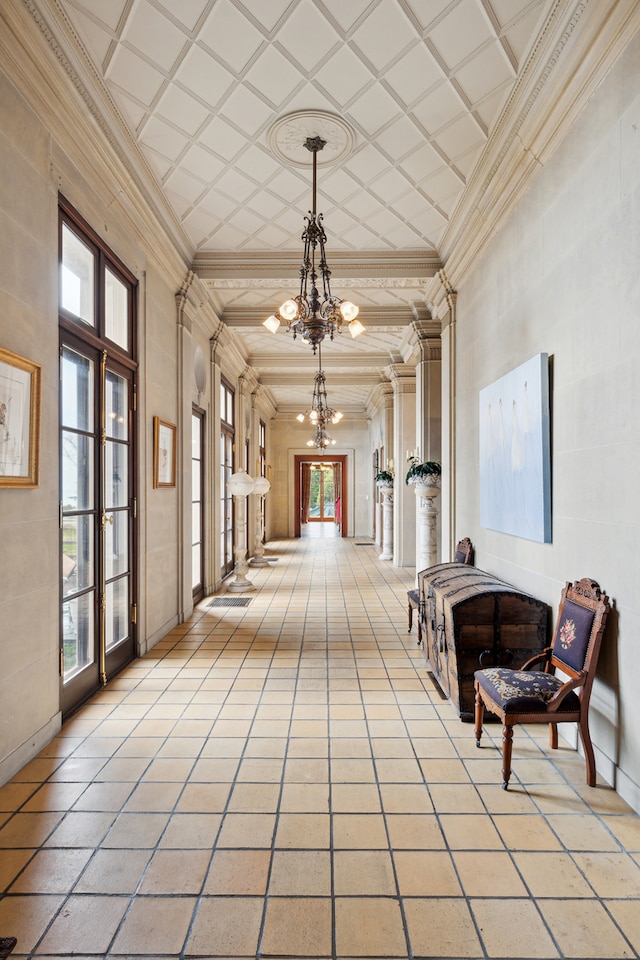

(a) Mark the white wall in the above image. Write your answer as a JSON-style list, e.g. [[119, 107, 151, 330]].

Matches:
[[0, 67, 61, 770], [453, 30, 640, 808]]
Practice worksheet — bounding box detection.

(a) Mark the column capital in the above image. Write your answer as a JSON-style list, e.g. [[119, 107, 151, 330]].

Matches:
[[386, 365, 416, 395], [176, 270, 195, 332], [437, 268, 457, 314], [411, 322, 442, 362]]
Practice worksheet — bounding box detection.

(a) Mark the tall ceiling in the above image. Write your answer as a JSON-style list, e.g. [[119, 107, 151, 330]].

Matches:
[[53, 0, 558, 411]]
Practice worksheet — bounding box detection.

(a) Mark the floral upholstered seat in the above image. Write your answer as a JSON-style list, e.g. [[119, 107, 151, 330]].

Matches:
[[474, 667, 581, 714]]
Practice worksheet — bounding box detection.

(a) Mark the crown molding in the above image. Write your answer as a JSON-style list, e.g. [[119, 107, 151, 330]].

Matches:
[[194, 249, 441, 281], [257, 370, 384, 388], [435, 0, 640, 290], [12, 0, 193, 269]]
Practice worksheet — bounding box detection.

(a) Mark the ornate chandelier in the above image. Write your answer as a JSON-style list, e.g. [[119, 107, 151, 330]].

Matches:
[[263, 136, 364, 352], [296, 344, 342, 448]]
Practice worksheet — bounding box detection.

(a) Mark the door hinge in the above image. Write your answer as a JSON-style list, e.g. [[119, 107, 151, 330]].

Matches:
[[59, 647, 64, 677], [131, 603, 137, 625], [59, 502, 63, 529], [131, 496, 137, 519], [132, 383, 137, 413]]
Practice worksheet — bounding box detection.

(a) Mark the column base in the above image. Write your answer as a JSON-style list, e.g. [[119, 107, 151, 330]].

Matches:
[[379, 551, 393, 561], [250, 556, 270, 566], [227, 577, 255, 593]]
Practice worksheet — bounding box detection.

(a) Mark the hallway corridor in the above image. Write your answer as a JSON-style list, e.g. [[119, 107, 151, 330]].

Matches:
[[1, 538, 639, 958]]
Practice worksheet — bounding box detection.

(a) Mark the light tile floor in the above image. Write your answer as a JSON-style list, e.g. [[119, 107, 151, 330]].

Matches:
[[2, 537, 640, 959]]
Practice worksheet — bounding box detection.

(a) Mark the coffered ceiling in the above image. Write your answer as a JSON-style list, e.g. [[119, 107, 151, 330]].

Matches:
[[51, 0, 559, 411]]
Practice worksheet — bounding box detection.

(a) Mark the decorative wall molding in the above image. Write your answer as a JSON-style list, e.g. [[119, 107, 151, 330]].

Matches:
[[434, 0, 640, 290], [195, 249, 441, 280], [386, 366, 417, 394], [14, 0, 192, 276]]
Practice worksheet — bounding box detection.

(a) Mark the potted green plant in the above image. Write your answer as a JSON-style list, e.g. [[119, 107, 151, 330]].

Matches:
[[375, 470, 394, 485], [405, 457, 441, 485]]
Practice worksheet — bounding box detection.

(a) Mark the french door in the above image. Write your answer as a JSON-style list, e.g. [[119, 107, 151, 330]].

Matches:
[[60, 339, 135, 714], [59, 197, 137, 717], [308, 464, 336, 521]]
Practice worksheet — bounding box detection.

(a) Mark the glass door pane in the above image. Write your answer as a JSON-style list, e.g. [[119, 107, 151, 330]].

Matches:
[[105, 267, 129, 350], [61, 346, 97, 695], [103, 368, 131, 664], [221, 430, 233, 577], [192, 409, 204, 599], [60, 224, 95, 326], [308, 465, 335, 521]]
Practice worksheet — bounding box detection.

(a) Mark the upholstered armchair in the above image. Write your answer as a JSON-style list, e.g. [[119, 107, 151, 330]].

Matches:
[[474, 578, 610, 789]]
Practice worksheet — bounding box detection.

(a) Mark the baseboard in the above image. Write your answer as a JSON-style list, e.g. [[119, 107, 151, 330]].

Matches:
[[0, 712, 62, 787], [137, 614, 180, 656], [613, 766, 640, 816]]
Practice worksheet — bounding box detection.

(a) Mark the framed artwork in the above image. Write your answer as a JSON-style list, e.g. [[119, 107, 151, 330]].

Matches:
[[153, 416, 176, 488], [0, 347, 41, 488], [479, 353, 551, 543]]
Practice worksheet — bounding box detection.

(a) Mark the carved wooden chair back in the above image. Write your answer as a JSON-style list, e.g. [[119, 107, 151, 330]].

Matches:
[[454, 537, 474, 565]]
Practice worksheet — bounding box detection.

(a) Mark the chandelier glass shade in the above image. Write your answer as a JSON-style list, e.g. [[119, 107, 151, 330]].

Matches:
[[306, 424, 336, 449], [263, 136, 364, 352]]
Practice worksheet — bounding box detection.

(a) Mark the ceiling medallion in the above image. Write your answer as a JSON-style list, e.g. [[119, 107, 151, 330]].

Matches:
[[267, 110, 356, 168]]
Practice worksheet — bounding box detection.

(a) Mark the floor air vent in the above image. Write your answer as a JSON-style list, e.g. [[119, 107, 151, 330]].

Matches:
[[208, 597, 253, 608]]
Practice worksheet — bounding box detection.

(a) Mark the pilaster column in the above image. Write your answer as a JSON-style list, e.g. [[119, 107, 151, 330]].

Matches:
[[437, 274, 457, 560], [387, 366, 416, 568], [412, 317, 442, 571], [176, 272, 194, 621], [377, 383, 394, 548], [413, 319, 442, 463]]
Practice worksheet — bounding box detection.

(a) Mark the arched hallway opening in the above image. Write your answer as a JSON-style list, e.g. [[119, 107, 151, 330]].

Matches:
[[1, 539, 639, 957]]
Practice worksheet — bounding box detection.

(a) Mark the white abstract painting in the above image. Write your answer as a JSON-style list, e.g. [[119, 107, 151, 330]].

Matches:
[[479, 354, 551, 543]]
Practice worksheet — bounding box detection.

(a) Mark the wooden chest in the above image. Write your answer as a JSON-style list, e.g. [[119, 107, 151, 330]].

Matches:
[[419, 563, 548, 720]]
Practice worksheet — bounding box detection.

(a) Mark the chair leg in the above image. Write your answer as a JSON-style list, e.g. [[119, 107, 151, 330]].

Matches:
[[578, 715, 597, 787], [474, 688, 484, 746], [549, 722, 558, 750], [417, 617, 422, 647], [408, 603, 413, 633], [502, 724, 514, 789]]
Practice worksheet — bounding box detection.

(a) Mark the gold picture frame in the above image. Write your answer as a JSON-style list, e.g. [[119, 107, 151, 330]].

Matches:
[[0, 347, 41, 488], [153, 416, 177, 488]]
